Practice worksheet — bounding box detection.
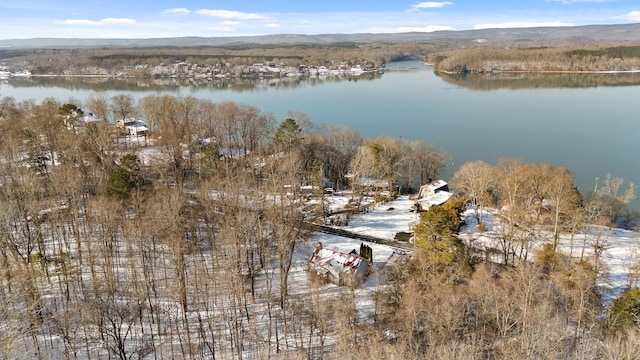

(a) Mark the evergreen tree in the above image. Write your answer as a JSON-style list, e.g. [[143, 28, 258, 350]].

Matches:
[[273, 118, 301, 150], [105, 154, 145, 199], [414, 204, 463, 265], [607, 287, 640, 330]]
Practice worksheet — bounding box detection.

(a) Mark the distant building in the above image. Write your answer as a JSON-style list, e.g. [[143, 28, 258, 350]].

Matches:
[[65, 111, 102, 133], [82, 113, 101, 124], [116, 118, 149, 137]]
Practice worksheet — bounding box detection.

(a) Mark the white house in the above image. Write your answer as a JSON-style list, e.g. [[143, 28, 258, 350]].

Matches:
[[82, 113, 101, 124], [266, 62, 281, 74], [116, 118, 149, 137], [414, 179, 454, 211], [64, 111, 102, 133], [417, 179, 449, 198]]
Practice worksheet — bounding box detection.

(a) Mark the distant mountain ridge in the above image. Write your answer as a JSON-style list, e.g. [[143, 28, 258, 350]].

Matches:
[[1, 23, 640, 48]]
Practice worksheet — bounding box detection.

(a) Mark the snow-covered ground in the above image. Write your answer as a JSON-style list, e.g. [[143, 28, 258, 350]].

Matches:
[[288, 195, 417, 322], [457, 208, 640, 305], [304, 194, 640, 309], [7, 192, 637, 358]]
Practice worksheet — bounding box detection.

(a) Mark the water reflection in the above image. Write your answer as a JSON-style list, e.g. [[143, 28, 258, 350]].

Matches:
[[436, 71, 640, 90], [5, 72, 384, 93], [11, 68, 640, 93]]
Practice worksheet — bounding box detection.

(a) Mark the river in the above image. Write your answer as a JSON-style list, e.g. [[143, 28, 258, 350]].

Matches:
[[1, 60, 639, 206]]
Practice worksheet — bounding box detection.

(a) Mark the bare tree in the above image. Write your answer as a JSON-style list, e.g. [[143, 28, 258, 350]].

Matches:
[[493, 159, 533, 265], [261, 148, 310, 311], [347, 145, 377, 205], [285, 111, 315, 137], [139, 95, 162, 136], [450, 160, 494, 225], [214, 101, 274, 162], [543, 165, 581, 248], [598, 173, 636, 227], [85, 91, 109, 121], [0, 96, 18, 120], [321, 125, 362, 190], [365, 136, 405, 195], [110, 94, 136, 121], [412, 140, 448, 188]]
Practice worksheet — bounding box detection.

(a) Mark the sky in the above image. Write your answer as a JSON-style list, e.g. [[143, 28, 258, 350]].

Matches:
[[0, 0, 639, 40]]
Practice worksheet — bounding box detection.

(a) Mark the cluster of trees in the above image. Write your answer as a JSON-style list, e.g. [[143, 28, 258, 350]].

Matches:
[[1, 92, 639, 358], [431, 45, 640, 73], [451, 160, 636, 268], [9, 42, 640, 77], [380, 235, 618, 359], [377, 159, 640, 358], [0, 93, 449, 359]]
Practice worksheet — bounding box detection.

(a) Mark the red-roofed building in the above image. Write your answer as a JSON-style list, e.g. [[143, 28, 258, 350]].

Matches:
[[308, 243, 370, 287]]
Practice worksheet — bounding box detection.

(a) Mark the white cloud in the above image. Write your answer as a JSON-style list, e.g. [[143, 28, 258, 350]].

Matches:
[[547, 0, 611, 3], [264, 23, 281, 28], [220, 21, 240, 26], [59, 18, 136, 26], [473, 21, 572, 29], [616, 10, 640, 22], [59, 19, 99, 26], [101, 18, 136, 24], [397, 25, 454, 32], [195, 9, 267, 20], [411, 1, 453, 10], [161, 8, 191, 15]]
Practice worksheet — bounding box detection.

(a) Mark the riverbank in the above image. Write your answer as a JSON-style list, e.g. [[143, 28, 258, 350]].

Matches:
[[433, 67, 640, 75], [430, 44, 640, 75]]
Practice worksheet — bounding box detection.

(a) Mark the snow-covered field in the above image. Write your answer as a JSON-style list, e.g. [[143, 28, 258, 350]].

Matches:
[[321, 194, 640, 307], [8, 193, 638, 359], [456, 209, 640, 305], [290, 195, 418, 321]]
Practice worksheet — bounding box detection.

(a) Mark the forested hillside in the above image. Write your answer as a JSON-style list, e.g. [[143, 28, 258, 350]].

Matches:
[[431, 45, 640, 73]]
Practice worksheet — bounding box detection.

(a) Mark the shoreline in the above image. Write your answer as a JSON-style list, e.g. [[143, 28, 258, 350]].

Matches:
[[421, 62, 640, 75], [432, 67, 640, 75], [13, 63, 640, 78]]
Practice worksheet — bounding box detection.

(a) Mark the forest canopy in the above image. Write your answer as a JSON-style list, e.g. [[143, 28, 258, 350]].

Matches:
[[430, 45, 640, 73], [0, 93, 639, 359]]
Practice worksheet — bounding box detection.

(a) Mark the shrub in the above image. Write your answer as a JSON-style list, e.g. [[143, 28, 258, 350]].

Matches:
[[607, 287, 640, 331], [534, 243, 564, 274]]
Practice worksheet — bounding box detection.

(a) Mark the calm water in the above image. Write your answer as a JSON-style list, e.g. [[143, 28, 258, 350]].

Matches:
[[2, 61, 639, 205]]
